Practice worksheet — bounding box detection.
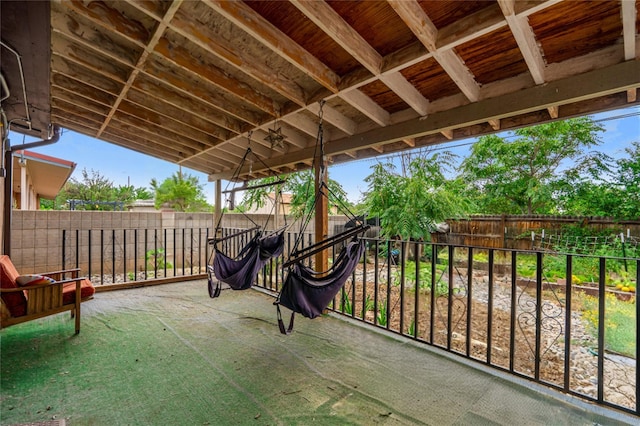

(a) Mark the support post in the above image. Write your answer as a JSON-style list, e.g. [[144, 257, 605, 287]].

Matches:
[[314, 156, 329, 273], [214, 179, 222, 237]]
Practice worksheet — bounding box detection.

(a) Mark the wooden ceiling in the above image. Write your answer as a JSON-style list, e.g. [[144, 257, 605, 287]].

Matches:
[[2, 1, 639, 182]]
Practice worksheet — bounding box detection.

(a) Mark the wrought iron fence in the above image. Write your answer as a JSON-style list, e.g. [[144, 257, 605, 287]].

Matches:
[[253, 234, 639, 417], [62, 226, 638, 416], [61, 228, 210, 285]]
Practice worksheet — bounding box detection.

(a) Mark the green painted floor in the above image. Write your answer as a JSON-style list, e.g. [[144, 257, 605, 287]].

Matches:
[[1, 280, 634, 425]]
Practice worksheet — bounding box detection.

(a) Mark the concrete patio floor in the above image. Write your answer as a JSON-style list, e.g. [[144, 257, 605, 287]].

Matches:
[[1, 280, 635, 425]]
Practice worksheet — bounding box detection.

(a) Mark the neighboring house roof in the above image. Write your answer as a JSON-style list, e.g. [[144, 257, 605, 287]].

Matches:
[[12, 150, 76, 199]]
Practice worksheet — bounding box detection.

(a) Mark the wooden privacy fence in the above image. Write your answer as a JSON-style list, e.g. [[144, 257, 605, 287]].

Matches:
[[432, 215, 640, 251]]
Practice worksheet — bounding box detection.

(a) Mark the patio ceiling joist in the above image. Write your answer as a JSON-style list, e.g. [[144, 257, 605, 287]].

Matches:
[[1, 0, 639, 183]]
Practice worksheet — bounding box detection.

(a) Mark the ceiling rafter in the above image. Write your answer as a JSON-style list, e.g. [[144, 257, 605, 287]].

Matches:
[[96, 0, 183, 137], [498, 0, 546, 85], [169, 10, 306, 107], [215, 60, 640, 180], [153, 37, 280, 117], [205, 0, 340, 95], [338, 89, 391, 127], [292, 0, 431, 119], [388, 0, 480, 103], [7, 0, 639, 184], [307, 102, 357, 136]]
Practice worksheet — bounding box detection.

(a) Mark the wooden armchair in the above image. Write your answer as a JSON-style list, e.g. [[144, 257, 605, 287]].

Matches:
[[0, 255, 95, 334]]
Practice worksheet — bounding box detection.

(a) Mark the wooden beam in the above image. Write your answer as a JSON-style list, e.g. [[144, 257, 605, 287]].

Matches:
[[169, 9, 307, 106], [154, 37, 280, 117], [388, 0, 480, 102], [379, 72, 430, 116], [290, 0, 382, 75], [547, 105, 559, 119], [210, 61, 640, 180], [622, 0, 637, 60], [488, 119, 501, 130], [282, 113, 322, 138], [205, 0, 340, 93], [441, 129, 454, 140], [307, 103, 358, 135], [97, 0, 184, 137], [339, 89, 391, 127], [498, 0, 546, 85], [314, 157, 329, 274]]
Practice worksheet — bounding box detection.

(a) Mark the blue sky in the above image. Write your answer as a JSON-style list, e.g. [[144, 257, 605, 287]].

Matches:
[[13, 105, 640, 205]]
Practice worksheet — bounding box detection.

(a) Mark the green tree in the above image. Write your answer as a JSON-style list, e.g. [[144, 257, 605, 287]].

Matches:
[[47, 168, 150, 210], [362, 151, 471, 240], [614, 141, 640, 219], [150, 171, 210, 212], [239, 170, 352, 219], [557, 141, 639, 219], [460, 117, 607, 215]]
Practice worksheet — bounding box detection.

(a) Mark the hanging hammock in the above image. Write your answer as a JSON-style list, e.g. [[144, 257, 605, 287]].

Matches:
[[208, 227, 285, 297], [274, 101, 369, 334], [207, 136, 287, 298]]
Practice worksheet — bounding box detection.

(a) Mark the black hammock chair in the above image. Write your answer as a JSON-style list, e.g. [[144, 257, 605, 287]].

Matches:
[[207, 142, 287, 298], [274, 101, 369, 334]]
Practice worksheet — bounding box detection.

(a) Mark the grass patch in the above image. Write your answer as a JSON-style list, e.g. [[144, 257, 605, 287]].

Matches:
[[578, 292, 636, 358]]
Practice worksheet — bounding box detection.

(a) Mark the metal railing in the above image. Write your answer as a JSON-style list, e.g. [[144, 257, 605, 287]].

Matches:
[[63, 226, 638, 416], [253, 233, 639, 416], [62, 228, 210, 285]]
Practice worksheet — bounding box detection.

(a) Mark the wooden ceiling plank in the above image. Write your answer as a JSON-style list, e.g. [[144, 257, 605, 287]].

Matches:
[[432, 50, 480, 101], [141, 63, 262, 128], [97, 0, 184, 137], [514, 0, 565, 17], [63, 0, 149, 47], [205, 0, 340, 94], [622, 0, 637, 60], [389, 0, 480, 102], [379, 72, 429, 116], [214, 60, 640, 180], [51, 75, 115, 108], [290, 0, 383, 75], [142, 58, 263, 127], [154, 37, 279, 117], [51, 8, 139, 67], [339, 88, 391, 126], [126, 88, 232, 141], [307, 102, 358, 135], [498, 0, 546, 85], [52, 101, 105, 124], [117, 101, 225, 148], [110, 114, 203, 156], [133, 73, 248, 135], [51, 91, 110, 117], [437, 3, 507, 50], [169, 11, 307, 106], [51, 58, 124, 97], [51, 37, 129, 84], [281, 113, 321, 138]]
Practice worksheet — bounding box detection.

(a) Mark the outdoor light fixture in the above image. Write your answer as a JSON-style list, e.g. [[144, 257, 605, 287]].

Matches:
[[264, 118, 287, 149]]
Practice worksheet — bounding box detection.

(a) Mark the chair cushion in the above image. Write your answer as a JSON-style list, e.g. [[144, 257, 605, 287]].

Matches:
[[62, 279, 96, 305], [16, 275, 56, 286], [0, 255, 27, 317]]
